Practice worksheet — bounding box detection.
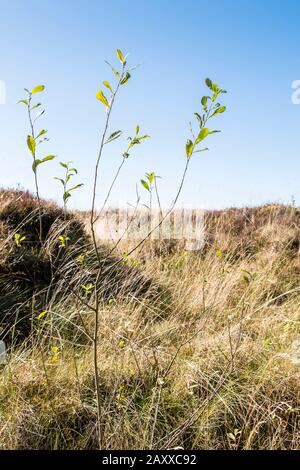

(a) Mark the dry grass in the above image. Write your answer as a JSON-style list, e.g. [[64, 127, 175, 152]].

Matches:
[[0, 194, 300, 449]]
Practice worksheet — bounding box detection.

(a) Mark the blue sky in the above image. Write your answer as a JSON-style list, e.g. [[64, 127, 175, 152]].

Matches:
[[0, 0, 300, 210]]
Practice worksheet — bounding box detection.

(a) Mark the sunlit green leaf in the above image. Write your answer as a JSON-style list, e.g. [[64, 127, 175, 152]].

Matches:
[[30, 103, 41, 111], [141, 179, 150, 191], [63, 183, 83, 202], [116, 48, 126, 65], [186, 139, 194, 158], [54, 177, 65, 186], [27, 135, 36, 156], [36, 129, 47, 139], [195, 128, 210, 144], [96, 89, 110, 107], [37, 310, 48, 320], [147, 172, 155, 184], [63, 191, 71, 202], [41, 155, 56, 163], [31, 85, 45, 94], [103, 80, 113, 93], [105, 130, 122, 144], [105, 61, 120, 78], [32, 155, 55, 173], [120, 71, 131, 85], [138, 135, 150, 140], [211, 105, 226, 117], [14, 233, 26, 247]]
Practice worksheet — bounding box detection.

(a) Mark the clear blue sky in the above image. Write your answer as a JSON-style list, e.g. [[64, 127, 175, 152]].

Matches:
[[0, 0, 300, 210]]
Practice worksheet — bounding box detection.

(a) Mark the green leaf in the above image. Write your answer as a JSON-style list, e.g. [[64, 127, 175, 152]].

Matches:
[[14, 233, 26, 247], [31, 85, 45, 94], [194, 148, 209, 153], [116, 48, 126, 65], [63, 191, 71, 202], [138, 135, 150, 140], [211, 105, 226, 117], [54, 177, 65, 186], [194, 112, 203, 126], [34, 110, 45, 122], [63, 185, 80, 202], [103, 80, 113, 92], [105, 130, 122, 144], [128, 137, 139, 148], [68, 183, 84, 193], [205, 78, 213, 90], [136, 125, 140, 135], [30, 103, 41, 111], [186, 139, 194, 158], [105, 61, 120, 78], [41, 155, 56, 163], [32, 155, 55, 173], [96, 90, 110, 107], [27, 135, 36, 156], [120, 71, 131, 85], [18, 99, 28, 106], [37, 310, 48, 320], [147, 172, 155, 184], [195, 128, 210, 144], [141, 179, 150, 191], [36, 129, 47, 139], [32, 160, 41, 173], [201, 96, 208, 107]]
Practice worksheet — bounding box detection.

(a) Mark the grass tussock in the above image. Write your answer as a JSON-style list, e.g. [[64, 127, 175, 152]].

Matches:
[[0, 194, 300, 450]]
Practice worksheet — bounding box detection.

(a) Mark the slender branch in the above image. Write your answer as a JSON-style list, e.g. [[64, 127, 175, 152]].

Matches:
[[93, 155, 126, 224], [89, 61, 126, 449], [90, 65, 125, 264], [27, 95, 43, 244]]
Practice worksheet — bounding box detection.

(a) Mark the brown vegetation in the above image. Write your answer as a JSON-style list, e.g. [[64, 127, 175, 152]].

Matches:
[[0, 191, 300, 449]]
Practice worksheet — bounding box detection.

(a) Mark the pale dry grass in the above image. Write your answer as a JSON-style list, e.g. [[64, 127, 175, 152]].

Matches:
[[0, 203, 300, 449]]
